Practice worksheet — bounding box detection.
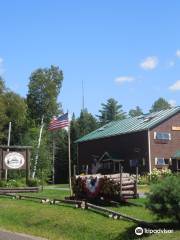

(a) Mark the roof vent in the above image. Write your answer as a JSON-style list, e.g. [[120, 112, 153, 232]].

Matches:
[[142, 113, 158, 122]]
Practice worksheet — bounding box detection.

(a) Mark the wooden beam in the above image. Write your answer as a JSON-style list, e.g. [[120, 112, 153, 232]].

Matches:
[[0, 145, 32, 149]]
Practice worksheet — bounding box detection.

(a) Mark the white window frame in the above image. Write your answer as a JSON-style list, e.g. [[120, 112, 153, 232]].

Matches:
[[154, 132, 171, 140], [155, 157, 166, 165]]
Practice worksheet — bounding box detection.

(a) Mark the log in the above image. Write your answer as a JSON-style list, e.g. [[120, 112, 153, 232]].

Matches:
[[53, 198, 82, 205], [86, 202, 150, 224], [18, 195, 47, 200], [111, 179, 133, 184], [122, 185, 135, 190], [104, 173, 130, 178], [121, 191, 134, 195]]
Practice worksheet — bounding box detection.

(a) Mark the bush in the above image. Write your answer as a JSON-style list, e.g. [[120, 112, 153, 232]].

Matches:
[[138, 174, 149, 185], [138, 169, 172, 185], [6, 179, 20, 187], [0, 180, 6, 187], [27, 179, 40, 187], [146, 175, 180, 223]]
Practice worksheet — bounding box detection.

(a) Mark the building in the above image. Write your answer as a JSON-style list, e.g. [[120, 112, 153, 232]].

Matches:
[[75, 107, 180, 174]]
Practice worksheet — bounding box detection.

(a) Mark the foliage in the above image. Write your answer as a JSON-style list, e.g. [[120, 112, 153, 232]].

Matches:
[[0, 178, 26, 187], [22, 127, 52, 180], [150, 97, 171, 112], [0, 180, 6, 187], [97, 98, 126, 124], [146, 175, 180, 223], [2, 91, 27, 144], [148, 168, 172, 183], [27, 178, 40, 187], [0, 87, 27, 144], [27, 65, 63, 124], [0, 95, 8, 141], [77, 109, 98, 137], [0, 76, 6, 94], [70, 113, 80, 167], [129, 106, 143, 117], [138, 168, 172, 184], [138, 174, 149, 185], [53, 129, 69, 183]]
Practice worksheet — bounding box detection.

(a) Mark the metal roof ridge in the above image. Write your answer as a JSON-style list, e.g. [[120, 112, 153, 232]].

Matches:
[[75, 107, 180, 143]]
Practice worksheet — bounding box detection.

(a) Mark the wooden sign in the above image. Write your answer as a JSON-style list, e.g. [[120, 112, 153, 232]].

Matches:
[[3, 151, 26, 170], [172, 126, 180, 131]]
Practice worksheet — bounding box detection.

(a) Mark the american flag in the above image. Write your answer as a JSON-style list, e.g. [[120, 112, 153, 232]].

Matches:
[[48, 113, 69, 131]]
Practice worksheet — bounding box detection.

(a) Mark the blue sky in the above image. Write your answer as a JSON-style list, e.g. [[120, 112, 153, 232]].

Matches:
[[0, 0, 180, 116]]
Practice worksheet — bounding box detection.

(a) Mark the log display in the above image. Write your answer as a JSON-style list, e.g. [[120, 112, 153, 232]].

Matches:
[[72, 173, 138, 201]]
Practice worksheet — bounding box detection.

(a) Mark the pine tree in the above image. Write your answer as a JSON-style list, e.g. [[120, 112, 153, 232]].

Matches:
[[97, 98, 126, 124]]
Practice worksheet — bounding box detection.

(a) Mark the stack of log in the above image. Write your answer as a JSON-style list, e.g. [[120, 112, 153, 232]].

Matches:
[[72, 172, 138, 201]]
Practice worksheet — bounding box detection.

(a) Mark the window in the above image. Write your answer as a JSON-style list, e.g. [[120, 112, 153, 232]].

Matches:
[[103, 162, 111, 169], [154, 132, 171, 141], [155, 158, 169, 165], [129, 159, 138, 167]]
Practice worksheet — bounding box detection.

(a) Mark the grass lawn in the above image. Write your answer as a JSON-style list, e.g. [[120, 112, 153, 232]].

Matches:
[[0, 189, 179, 240]]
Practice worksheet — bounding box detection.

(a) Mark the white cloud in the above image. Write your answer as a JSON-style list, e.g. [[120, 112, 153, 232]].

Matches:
[[0, 57, 4, 75], [176, 49, 180, 58], [115, 76, 135, 85], [140, 56, 158, 70], [169, 80, 180, 91], [168, 99, 176, 107]]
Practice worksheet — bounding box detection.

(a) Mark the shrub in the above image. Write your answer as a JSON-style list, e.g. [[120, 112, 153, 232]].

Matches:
[[0, 180, 6, 187], [138, 174, 149, 185], [6, 179, 20, 187], [147, 168, 172, 183], [27, 179, 40, 187], [146, 175, 180, 223]]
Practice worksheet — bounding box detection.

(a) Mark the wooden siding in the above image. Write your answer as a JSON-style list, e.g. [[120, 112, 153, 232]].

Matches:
[[78, 131, 149, 174]]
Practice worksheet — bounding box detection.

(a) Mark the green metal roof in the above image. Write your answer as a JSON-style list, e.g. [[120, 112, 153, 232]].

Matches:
[[173, 150, 180, 159], [76, 107, 180, 143]]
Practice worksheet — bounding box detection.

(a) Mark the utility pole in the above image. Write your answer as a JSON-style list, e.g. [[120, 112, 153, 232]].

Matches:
[[82, 80, 85, 111]]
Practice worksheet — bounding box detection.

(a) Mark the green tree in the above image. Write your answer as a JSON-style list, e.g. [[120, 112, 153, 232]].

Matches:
[[77, 109, 98, 137], [129, 106, 143, 117], [0, 76, 6, 94], [27, 65, 63, 124], [70, 113, 80, 167], [0, 91, 27, 144], [0, 96, 7, 141], [97, 98, 126, 124], [53, 129, 68, 183], [0, 77, 7, 141], [150, 98, 171, 112]]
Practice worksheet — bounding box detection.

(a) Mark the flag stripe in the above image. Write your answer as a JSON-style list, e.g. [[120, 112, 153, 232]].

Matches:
[[48, 113, 69, 131]]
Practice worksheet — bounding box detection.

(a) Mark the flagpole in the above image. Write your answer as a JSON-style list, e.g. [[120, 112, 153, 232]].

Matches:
[[68, 115, 72, 196], [52, 135, 55, 184]]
